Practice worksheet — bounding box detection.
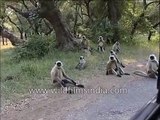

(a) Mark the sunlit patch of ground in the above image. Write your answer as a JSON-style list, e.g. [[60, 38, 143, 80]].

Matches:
[[0, 41, 14, 50], [136, 64, 145, 68], [123, 59, 137, 64]]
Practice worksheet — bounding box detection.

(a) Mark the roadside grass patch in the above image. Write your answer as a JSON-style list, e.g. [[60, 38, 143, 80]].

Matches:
[[1, 36, 158, 105]]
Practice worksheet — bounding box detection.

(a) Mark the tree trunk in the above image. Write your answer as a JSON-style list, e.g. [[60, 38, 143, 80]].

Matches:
[[130, 13, 144, 39], [148, 31, 152, 41], [84, 0, 93, 23], [132, 0, 136, 14], [0, 26, 23, 46], [107, 0, 123, 42], [20, 31, 23, 39], [73, 3, 79, 35], [39, 0, 79, 50], [143, 0, 147, 8], [2, 36, 5, 45], [24, 33, 27, 39]]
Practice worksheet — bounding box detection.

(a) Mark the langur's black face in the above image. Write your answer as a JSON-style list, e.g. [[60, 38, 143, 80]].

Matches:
[[57, 62, 61, 67], [80, 56, 84, 60], [110, 50, 115, 55], [110, 50, 113, 54], [99, 36, 102, 40], [116, 42, 119, 45], [82, 36, 86, 40], [150, 55, 155, 60], [55, 61, 62, 68], [110, 57, 114, 60], [110, 56, 115, 61]]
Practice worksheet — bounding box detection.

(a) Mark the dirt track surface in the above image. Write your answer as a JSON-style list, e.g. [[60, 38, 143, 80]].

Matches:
[[0, 61, 158, 120]]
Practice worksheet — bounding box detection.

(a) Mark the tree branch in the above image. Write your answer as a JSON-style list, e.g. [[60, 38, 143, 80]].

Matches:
[[7, 5, 40, 34], [144, 1, 159, 10], [130, 0, 160, 39], [153, 21, 160, 28], [7, 5, 30, 18], [21, 0, 29, 10], [0, 26, 24, 46], [43, 19, 53, 35], [7, 16, 22, 32]]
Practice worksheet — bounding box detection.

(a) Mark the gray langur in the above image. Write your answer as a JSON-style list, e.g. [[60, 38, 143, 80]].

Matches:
[[110, 50, 125, 68], [97, 36, 105, 52], [75, 56, 87, 70], [133, 54, 159, 79], [112, 41, 120, 54], [106, 55, 130, 77], [51, 61, 84, 93], [80, 35, 92, 56], [106, 55, 122, 77], [81, 35, 90, 50]]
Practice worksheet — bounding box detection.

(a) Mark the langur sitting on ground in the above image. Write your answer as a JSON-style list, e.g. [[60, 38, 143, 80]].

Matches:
[[75, 56, 87, 70], [81, 35, 90, 50], [106, 55, 122, 77], [112, 41, 120, 54], [133, 54, 159, 79], [81, 35, 92, 56], [51, 61, 84, 93], [106, 55, 130, 77], [97, 36, 105, 52], [110, 50, 125, 68]]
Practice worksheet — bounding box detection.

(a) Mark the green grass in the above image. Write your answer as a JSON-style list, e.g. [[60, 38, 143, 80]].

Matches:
[[0, 37, 159, 105]]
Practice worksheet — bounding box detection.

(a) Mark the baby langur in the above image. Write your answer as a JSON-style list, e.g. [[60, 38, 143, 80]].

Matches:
[[112, 41, 120, 54], [110, 50, 125, 68], [51, 61, 84, 93], [75, 56, 87, 70], [97, 36, 105, 52], [133, 54, 159, 79]]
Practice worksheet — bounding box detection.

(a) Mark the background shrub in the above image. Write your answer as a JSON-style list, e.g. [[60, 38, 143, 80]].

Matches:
[[13, 35, 54, 60]]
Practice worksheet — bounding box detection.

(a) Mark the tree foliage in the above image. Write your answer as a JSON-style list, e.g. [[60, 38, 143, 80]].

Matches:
[[0, 0, 159, 50], [13, 35, 52, 60]]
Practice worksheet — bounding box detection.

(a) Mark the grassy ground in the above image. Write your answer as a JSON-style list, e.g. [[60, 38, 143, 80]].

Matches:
[[0, 37, 159, 105]]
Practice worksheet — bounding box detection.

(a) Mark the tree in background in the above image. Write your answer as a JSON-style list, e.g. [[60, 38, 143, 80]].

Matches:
[[38, 0, 79, 50], [0, 0, 159, 50], [107, 0, 124, 42]]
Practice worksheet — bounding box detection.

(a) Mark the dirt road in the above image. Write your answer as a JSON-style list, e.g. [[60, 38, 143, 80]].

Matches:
[[0, 62, 158, 120], [65, 77, 157, 120]]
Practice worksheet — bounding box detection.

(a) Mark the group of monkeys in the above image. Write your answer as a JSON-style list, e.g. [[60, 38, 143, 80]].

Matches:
[[51, 35, 159, 93]]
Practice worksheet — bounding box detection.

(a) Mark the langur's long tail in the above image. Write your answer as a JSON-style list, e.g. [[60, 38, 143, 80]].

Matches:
[[66, 84, 84, 94], [123, 73, 130, 75], [68, 78, 85, 88], [133, 70, 148, 77], [76, 84, 85, 88]]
